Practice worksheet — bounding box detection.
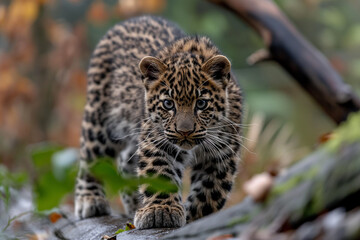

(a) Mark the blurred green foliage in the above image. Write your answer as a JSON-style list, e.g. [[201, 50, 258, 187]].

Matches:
[[29, 145, 177, 211], [30, 144, 76, 211], [0, 166, 27, 209]]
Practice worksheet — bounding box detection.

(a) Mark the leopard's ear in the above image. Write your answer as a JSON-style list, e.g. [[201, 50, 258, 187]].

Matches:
[[139, 56, 167, 88], [202, 55, 231, 88]]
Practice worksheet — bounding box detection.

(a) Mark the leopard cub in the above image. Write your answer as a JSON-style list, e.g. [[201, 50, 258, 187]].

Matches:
[[75, 16, 243, 229]]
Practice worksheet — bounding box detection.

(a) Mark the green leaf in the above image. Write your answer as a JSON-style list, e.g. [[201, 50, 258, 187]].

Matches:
[[90, 161, 178, 196], [115, 222, 135, 234], [31, 146, 77, 211], [34, 167, 76, 211], [30, 143, 63, 168], [139, 175, 178, 194], [90, 160, 130, 195], [115, 228, 125, 234]]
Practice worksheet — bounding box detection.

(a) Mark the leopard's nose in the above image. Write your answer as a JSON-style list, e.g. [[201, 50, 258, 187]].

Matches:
[[176, 112, 195, 137], [178, 130, 192, 137]]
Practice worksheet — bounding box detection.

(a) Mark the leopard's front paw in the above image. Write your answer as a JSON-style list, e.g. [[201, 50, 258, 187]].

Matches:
[[75, 194, 111, 219], [134, 204, 186, 229]]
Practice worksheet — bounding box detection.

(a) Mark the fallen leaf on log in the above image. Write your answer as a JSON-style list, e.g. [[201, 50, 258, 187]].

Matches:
[[243, 172, 274, 202], [49, 212, 62, 223], [115, 222, 136, 234], [318, 132, 333, 144]]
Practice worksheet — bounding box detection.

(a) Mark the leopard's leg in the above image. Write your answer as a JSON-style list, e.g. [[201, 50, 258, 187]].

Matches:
[[75, 107, 121, 219], [74, 32, 121, 219], [185, 147, 240, 223], [117, 142, 139, 217], [134, 131, 186, 229], [75, 160, 111, 219]]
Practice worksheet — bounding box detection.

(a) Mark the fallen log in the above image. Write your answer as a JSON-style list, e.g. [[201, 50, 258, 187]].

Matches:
[[166, 141, 360, 239]]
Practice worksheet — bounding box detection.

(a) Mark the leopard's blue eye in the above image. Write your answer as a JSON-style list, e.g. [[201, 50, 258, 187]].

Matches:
[[163, 100, 174, 110], [196, 100, 207, 110]]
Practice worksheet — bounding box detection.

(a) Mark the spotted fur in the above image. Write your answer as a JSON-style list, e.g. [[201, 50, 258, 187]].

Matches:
[[75, 16, 243, 229]]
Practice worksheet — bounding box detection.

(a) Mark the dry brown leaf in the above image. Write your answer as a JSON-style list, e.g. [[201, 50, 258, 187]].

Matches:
[[49, 212, 62, 223], [318, 132, 333, 144], [126, 222, 136, 230]]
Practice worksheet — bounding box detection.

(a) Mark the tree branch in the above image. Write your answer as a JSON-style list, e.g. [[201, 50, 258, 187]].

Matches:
[[209, 0, 360, 124]]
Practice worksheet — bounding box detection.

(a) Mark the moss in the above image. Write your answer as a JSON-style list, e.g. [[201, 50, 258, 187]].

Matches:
[[301, 180, 325, 219], [326, 112, 360, 152], [267, 166, 319, 204], [227, 214, 251, 227]]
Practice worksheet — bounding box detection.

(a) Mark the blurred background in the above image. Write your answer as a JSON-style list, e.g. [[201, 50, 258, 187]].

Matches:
[[0, 0, 360, 210]]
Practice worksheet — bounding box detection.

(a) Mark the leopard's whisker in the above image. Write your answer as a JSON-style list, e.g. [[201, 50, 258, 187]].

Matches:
[[219, 116, 253, 127], [207, 132, 253, 155], [207, 130, 252, 141], [173, 147, 182, 163], [203, 138, 227, 169], [115, 119, 153, 140], [206, 134, 242, 160], [203, 138, 224, 166], [206, 123, 247, 131]]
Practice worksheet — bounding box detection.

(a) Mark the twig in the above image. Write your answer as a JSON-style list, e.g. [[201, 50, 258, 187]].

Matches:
[[2, 211, 33, 232]]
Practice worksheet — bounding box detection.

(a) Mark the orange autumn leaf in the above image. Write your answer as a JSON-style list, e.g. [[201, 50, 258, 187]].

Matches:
[[117, 0, 166, 17], [140, 0, 166, 13], [49, 212, 62, 223], [87, 0, 108, 23], [115, 222, 136, 234], [126, 222, 135, 230], [7, 0, 39, 25], [318, 132, 333, 144]]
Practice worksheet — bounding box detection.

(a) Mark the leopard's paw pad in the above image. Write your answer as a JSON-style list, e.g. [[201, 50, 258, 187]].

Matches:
[[134, 205, 185, 229]]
